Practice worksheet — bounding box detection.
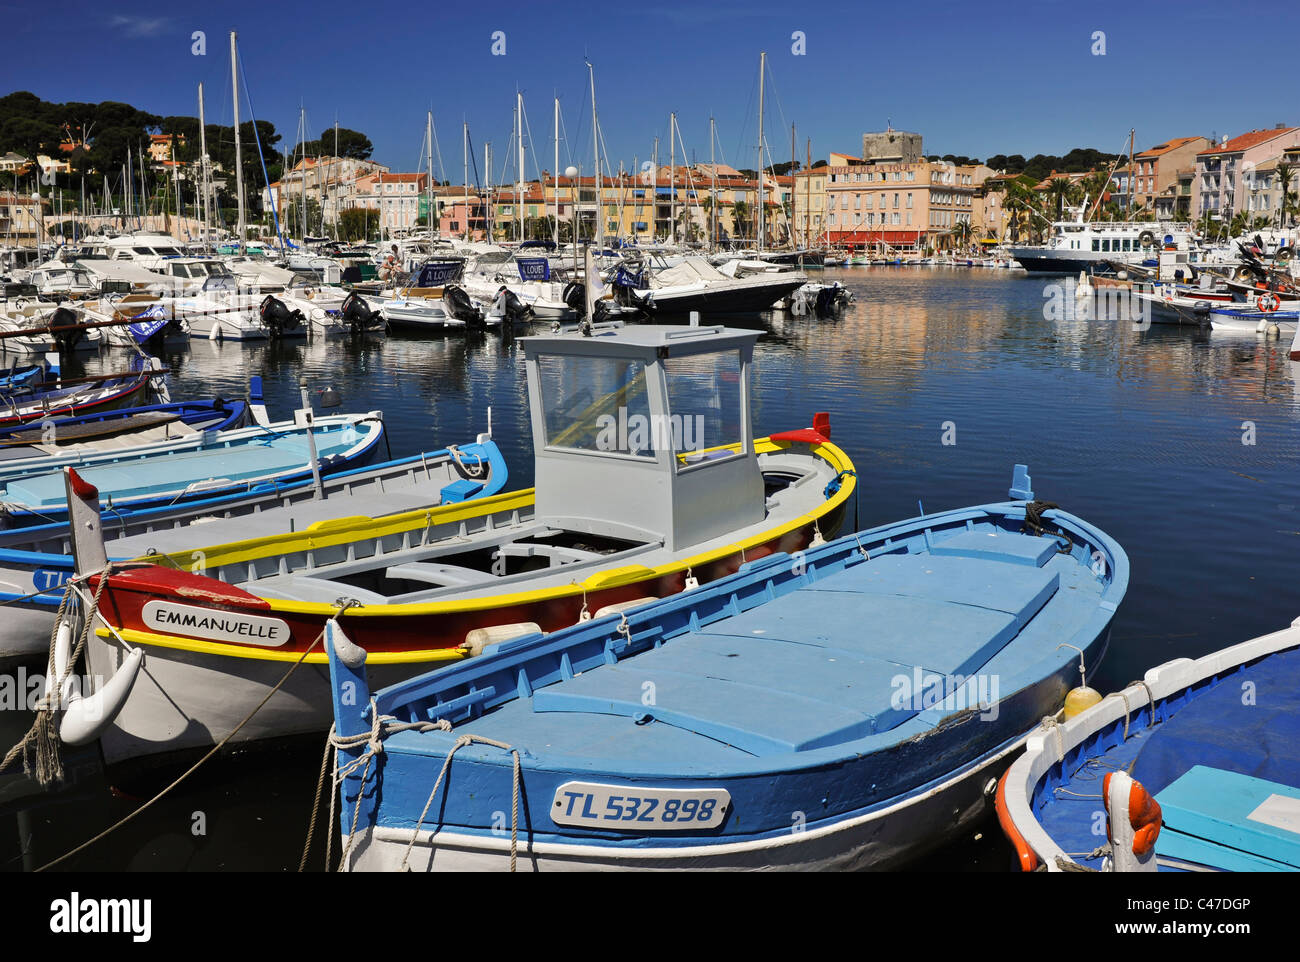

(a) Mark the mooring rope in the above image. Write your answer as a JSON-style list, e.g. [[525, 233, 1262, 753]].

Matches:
[[446, 444, 485, 478], [398, 732, 522, 873], [32, 625, 328, 872], [0, 564, 112, 785]]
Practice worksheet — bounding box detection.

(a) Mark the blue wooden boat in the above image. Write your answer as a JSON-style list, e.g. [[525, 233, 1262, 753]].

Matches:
[[0, 396, 249, 459], [0, 437, 507, 665], [998, 618, 1300, 872], [0, 358, 58, 390], [0, 409, 386, 529], [326, 465, 1127, 871]]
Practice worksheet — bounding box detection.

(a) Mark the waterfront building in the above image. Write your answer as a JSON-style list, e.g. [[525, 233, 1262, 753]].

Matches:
[[1130, 136, 1210, 215], [1196, 126, 1300, 224]]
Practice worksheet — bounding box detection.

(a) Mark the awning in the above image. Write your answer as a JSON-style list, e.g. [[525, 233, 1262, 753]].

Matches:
[[827, 230, 923, 243]]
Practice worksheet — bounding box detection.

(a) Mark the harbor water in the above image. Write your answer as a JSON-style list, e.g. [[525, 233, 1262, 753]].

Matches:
[[3, 266, 1298, 871]]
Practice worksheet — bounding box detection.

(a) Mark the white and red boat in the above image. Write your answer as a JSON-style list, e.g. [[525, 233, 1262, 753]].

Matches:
[[50, 324, 858, 767]]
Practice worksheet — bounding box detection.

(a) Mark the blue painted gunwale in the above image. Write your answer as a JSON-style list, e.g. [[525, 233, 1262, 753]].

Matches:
[[0, 440, 508, 611], [1029, 643, 1300, 872], [331, 495, 1128, 851], [0, 397, 248, 446]]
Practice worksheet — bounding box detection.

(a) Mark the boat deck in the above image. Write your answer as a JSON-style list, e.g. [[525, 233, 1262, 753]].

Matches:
[[220, 449, 838, 605], [378, 527, 1106, 777]]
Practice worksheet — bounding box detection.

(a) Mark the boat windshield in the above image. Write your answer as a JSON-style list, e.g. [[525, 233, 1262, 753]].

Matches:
[[664, 350, 743, 459], [536, 354, 655, 458]]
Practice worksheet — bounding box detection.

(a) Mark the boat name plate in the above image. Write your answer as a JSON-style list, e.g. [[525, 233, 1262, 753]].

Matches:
[[141, 600, 290, 647]]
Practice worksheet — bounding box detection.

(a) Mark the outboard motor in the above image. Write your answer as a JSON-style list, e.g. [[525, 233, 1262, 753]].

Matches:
[[259, 294, 304, 338], [442, 284, 483, 327], [494, 286, 534, 329], [49, 306, 84, 352], [340, 291, 381, 334], [562, 280, 585, 315]]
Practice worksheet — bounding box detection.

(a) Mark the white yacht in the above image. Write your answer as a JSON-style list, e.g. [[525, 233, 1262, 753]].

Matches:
[[1009, 216, 1197, 275]]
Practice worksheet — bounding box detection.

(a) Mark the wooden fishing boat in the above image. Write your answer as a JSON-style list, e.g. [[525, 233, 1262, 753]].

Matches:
[[997, 618, 1300, 872], [324, 464, 1127, 871], [0, 436, 506, 665], [0, 407, 385, 528], [54, 324, 856, 766], [0, 395, 248, 466], [0, 364, 160, 430]]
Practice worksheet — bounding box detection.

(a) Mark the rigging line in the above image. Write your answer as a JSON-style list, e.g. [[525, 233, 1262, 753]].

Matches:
[[430, 108, 447, 185], [764, 58, 792, 162], [235, 46, 287, 247], [557, 100, 574, 169], [520, 100, 547, 186]]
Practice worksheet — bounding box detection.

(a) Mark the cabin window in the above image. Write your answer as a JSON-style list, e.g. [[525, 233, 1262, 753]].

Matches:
[[664, 350, 743, 463], [536, 355, 656, 459], [1092, 239, 1100, 251]]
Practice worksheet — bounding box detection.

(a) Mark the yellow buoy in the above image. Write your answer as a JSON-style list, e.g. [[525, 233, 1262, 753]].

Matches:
[[1057, 642, 1102, 719], [1063, 685, 1103, 719]]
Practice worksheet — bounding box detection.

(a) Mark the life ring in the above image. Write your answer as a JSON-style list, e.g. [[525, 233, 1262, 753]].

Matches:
[[1259, 293, 1280, 313]]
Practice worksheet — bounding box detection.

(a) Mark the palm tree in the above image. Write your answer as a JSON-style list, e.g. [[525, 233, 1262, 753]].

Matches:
[[1277, 162, 1296, 228], [731, 200, 751, 240], [1046, 176, 1073, 220], [1078, 170, 1111, 219], [950, 219, 973, 252]]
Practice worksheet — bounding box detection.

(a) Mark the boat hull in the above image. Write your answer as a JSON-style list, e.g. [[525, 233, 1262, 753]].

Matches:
[[341, 646, 1106, 872]]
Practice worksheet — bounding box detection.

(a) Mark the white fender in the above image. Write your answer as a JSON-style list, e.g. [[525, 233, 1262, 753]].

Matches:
[[1104, 770, 1160, 873], [45, 618, 76, 706], [208, 321, 221, 341], [59, 647, 144, 746]]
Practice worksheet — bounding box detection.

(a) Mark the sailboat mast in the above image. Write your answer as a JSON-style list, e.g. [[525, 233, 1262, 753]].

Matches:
[[670, 112, 676, 246], [230, 32, 245, 250], [710, 117, 716, 250], [517, 91, 525, 242], [790, 123, 796, 250], [757, 51, 765, 253], [553, 97, 560, 247], [426, 111, 434, 241], [462, 123, 469, 242], [198, 83, 210, 248], [1127, 128, 1135, 222], [588, 61, 602, 248]]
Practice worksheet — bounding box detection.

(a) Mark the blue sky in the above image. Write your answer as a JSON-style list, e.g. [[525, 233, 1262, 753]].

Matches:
[[5, 0, 1298, 179]]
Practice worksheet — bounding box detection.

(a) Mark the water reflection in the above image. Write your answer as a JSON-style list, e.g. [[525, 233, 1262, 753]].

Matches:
[[5, 268, 1300, 872]]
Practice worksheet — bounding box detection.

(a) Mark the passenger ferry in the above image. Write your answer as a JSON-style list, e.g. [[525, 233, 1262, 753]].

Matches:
[[1009, 216, 1197, 275]]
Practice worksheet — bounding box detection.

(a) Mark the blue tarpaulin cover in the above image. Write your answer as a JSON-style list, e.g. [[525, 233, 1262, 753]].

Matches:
[[1131, 646, 1300, 797]]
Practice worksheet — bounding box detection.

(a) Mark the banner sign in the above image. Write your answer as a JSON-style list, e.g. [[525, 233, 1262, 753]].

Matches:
[[517, 257, 550, 282], [128, 303, 169, 343], [414, 260, 464, 287], [614, 267, 645, 288]]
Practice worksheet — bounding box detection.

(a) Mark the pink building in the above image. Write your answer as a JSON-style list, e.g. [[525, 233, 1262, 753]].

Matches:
[[1196, 126, 1300, 220]]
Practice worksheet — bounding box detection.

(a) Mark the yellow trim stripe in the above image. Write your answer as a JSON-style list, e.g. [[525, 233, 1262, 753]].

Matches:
[[132, 436, 856, 622], [98, 627, 469, 665]]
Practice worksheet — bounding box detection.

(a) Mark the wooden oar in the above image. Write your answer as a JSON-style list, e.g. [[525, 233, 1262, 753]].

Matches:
[[27, 369, 170, 389]]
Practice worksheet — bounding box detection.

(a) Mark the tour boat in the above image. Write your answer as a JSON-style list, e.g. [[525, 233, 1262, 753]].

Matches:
[[325, 464, 1127, 871]]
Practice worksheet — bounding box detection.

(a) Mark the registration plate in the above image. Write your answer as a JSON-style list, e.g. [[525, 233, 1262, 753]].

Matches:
[[551, 781, 730, 831]]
